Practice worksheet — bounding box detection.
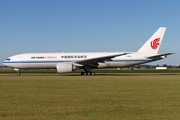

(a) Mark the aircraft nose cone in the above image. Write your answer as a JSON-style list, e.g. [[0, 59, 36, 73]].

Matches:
[[3, 61, 9, 67]]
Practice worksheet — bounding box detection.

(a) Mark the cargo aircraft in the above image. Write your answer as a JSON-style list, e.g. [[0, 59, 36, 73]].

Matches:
[[3, 27, 174, 75]]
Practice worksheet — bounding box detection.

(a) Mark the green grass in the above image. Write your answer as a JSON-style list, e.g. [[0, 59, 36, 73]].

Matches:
[[0, 75, 180, 120]]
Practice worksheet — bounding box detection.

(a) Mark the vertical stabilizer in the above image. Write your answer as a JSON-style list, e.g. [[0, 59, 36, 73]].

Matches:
[[138, 27, 166, 54]]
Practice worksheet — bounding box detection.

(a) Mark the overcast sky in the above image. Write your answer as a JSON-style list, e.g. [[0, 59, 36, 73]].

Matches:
[[0, 0, 180, 65]]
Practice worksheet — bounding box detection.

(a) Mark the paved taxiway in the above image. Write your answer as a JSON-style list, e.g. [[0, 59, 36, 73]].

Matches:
[[0, 74, 180, 76]]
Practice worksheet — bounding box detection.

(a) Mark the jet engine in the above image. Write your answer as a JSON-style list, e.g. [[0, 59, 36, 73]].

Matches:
[[56, 63, 76, 73]]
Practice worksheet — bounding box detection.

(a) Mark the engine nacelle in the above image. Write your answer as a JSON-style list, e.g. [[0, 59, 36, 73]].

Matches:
[[56, 63, 76, 74]]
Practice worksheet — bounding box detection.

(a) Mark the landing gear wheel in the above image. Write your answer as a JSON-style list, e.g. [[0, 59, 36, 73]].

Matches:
[[91, 72, 95, 75], [81, 72, 85, 75], [87, 72, 91, 75], [17, 72, 21, 76], [80, 72, 95, 76]]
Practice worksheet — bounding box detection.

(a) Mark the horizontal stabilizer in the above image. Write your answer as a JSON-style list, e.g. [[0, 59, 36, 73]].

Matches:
[[147, 53, 175, 59]]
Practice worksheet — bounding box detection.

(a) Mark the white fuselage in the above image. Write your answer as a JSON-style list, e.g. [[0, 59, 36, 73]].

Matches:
[[3, 52, 154, 69]]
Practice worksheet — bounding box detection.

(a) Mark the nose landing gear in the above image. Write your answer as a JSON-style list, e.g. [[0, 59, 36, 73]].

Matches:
[[17, 72, 21, 76], [14, 68, 21, 76]]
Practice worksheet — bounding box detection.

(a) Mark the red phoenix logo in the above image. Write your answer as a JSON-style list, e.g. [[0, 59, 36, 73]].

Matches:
[[151, 38, 160, 49]]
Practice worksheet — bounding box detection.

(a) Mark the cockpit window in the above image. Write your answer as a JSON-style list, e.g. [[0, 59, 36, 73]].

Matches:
[[6, 58, 11, 60]]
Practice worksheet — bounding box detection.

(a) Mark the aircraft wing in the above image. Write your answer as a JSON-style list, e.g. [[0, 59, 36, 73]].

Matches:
[[75, 53, 128, 66], [147, 53, 175, 59]]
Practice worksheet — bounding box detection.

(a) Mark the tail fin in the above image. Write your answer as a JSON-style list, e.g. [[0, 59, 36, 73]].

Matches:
[[138, 27, 166, 54]]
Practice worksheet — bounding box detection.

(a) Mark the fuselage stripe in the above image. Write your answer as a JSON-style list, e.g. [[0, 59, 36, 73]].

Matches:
[[3, 59, 152, 64]]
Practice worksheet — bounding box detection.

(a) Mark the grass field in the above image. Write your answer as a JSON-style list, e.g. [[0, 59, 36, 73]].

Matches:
[[0, 75, 180, 120]]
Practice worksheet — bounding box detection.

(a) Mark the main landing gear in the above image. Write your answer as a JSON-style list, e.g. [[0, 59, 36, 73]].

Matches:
[[81, 66, 95, 76], [81, 72, 95, 76]]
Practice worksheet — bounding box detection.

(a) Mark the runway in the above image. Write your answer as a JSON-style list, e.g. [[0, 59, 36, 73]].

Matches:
[[0, 73, 180, 76]]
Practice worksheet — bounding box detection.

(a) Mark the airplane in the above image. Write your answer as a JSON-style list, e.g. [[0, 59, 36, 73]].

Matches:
[[3, 27, 174, 76]]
